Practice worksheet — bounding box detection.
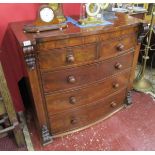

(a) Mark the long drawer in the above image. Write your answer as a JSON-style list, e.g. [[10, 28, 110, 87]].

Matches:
[[49, 89, 126, 135], [38, 43, 98, 72], [37, 27, 137, 50], [42, 52, 133, 93], [45, 70, 130, 116]]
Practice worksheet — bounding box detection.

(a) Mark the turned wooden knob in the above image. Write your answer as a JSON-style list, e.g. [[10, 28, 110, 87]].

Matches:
[[115, 63, 122, 69], [111, 102, 117, 108], [69, 96, 76, 104], [68, 75, 76, 83], [116, 43, 124, 51], [70, 118, 78, 124], [113, 83, 119, 89], [66, 54, 74, 63]]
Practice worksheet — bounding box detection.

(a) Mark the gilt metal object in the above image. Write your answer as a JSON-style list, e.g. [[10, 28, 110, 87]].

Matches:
[[133, 4, 155, 92], [79, 3, 103, 25]]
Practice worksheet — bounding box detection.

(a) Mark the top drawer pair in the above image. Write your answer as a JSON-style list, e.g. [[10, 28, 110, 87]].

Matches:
[[38, 35, 136, 72]]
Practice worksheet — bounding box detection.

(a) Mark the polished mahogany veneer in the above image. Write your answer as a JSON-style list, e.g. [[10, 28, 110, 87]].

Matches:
[[45, 70, 130, 116], [49, 89, 127, 134], [42, 52, 133, 93], [8, 13, 142, 145]]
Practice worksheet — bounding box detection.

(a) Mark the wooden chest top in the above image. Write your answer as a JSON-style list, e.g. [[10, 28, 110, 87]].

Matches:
[[8, 13, 142, 46]]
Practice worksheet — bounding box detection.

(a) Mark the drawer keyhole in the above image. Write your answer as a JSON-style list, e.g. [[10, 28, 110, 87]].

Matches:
[[68, 75, 76, 84], [113, 83, 119, 89], [69, 96, 76, 104], [111, 102, 117, 108], [115, 63, 122, 70], [70, 118, 78, 124], [66, 54, 75, 63], [116, 43, 124, 51]]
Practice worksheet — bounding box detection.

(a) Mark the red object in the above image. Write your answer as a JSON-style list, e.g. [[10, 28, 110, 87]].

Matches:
[[28, 92, 155, 150], [1, 29, 27, 112], [1, 92, 155, 150], [63, 3, 81, 16], [0, 3, 81, 46], [0, 3, 81, 111], [0, 4, 41, 46]]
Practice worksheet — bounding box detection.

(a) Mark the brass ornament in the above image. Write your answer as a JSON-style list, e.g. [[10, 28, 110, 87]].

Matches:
[[49, 3, 59, 11], [79, 3, 103, 25], [133, 4, 155, 92], [49, 3, 66, 23]]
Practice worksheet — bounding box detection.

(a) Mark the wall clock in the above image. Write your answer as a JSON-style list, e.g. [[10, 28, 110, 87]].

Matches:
[[23, 4, 67, 33]]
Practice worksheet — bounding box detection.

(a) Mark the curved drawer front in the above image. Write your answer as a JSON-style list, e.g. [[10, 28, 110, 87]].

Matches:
[[38, 43, 97, 72], [37, 27, 137, 50], [49, 89, 126, 135], [42, 52, 133, 93], [99, 34, 136, 61], [45, 70, 130, 115]]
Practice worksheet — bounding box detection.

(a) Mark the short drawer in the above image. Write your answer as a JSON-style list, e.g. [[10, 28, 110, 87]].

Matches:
[[99, 35, 136, 61], [42, 52, 133, 93], [45, 70, 130, 115], [38, 43, 97, 71], [49, 89, 126, 135]]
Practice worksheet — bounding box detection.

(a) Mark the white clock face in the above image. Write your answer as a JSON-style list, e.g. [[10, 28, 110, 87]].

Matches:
[[86, 3, 100, 17], [40, 7, 54, 23]]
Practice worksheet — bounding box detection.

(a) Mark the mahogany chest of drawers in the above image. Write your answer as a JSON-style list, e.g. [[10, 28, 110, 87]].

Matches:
[[7, 13, 143, 145]]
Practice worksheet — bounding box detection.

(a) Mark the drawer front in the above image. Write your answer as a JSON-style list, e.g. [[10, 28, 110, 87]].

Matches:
[[42, 52, 133, 93], [99, 35, 136, 61], [38, 43, 97, 72], [49, 89, 126, 134], [46, 70, 130, 115], [37, 27, 137, 50]]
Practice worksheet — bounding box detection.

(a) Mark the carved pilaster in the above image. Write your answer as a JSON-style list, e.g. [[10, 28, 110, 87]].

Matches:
[[125, 91, 132, 106], [41, 125, 53, 145], [138, 23, 149, 43], [23, 45, 36, 70]]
